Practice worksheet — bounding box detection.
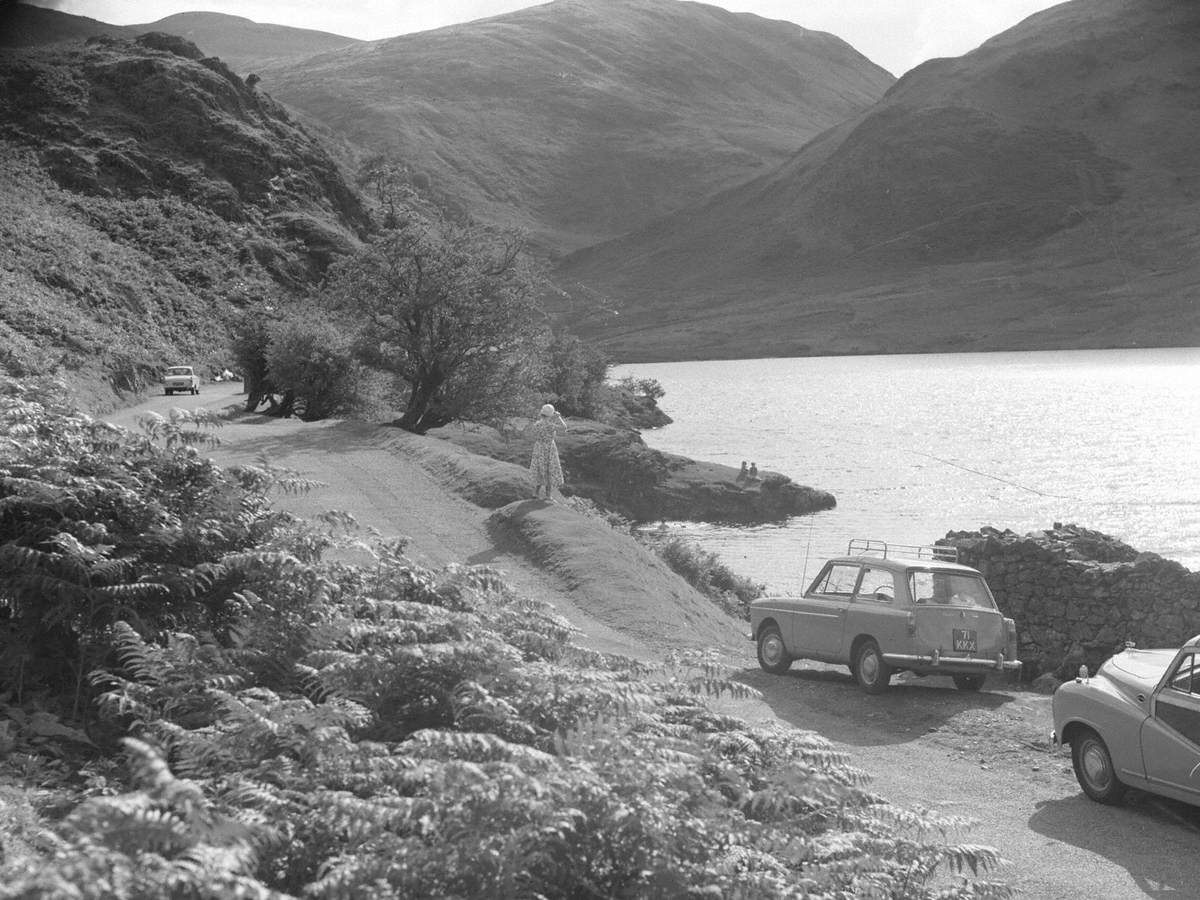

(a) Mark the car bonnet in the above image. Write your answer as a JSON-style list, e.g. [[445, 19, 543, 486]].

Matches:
[[1104, 647, 1176, 689]]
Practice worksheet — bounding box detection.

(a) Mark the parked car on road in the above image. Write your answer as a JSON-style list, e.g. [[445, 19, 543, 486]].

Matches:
[[749, 540, 1022, 693], [163, 366, 200, 395], [1053, 635, 1200, 808]]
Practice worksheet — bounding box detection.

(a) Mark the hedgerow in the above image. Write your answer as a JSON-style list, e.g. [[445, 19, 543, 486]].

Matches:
[[0, 377, 1010, 898]]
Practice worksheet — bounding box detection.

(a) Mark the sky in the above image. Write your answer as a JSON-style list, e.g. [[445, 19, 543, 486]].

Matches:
[[24, 0, 1065, 76]]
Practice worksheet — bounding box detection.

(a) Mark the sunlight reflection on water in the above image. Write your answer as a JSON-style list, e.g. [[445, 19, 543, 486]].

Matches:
[[614, 348, 1200, 595]]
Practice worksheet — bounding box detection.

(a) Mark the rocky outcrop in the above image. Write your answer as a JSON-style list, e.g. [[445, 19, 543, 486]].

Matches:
[[432, 419, 836, 525], [940, 524, 1200, 680]]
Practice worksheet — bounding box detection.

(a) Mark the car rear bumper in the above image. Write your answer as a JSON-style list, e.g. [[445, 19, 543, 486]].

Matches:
[[883, 651, 1022, 672]]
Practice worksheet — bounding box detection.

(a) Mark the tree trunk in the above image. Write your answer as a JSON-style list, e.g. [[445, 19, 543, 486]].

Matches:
[[397, 377, 442, 433]]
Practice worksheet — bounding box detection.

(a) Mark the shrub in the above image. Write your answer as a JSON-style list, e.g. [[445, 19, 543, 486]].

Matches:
[[264, 313, 361, 420], [650, 535, 764, 620], [0, 379, 1011, 900], [0, 375, 298, 710], [540, 330, 609, 419]]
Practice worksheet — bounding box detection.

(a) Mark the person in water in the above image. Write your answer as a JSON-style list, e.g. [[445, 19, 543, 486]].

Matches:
[[528, 402, 568, 500]]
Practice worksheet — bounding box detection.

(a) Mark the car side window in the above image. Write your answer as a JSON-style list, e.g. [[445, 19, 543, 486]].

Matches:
[[1169, 653, 1199, 693], [856, 567, 895, 603], [810, 564, 861, 597], [911, 571, 935, 604]]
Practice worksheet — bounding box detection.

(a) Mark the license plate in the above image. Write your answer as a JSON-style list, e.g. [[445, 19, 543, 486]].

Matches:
[[953, 629, 978, 653]]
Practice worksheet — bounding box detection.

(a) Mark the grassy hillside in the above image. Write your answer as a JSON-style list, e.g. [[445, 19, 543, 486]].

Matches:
[[251, 0, 893, 254], [556, 0, 1200, 360], [130, 12, 362, 70], [0, 32, 369, 404], [0, 2, 131, 46]]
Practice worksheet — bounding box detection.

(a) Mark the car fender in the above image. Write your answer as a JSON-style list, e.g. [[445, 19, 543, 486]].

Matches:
[[1054, 678, 1149, 781]]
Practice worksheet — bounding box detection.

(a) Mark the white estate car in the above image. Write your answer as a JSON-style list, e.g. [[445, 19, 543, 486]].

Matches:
[[749, 540, 1022, 693], [163, 366, 200, 395]]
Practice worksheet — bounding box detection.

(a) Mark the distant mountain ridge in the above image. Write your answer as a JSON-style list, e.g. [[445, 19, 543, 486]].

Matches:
[[128, 12, 362, 70], [248, 0, 893, 253], [556, 0, 1200, 359]]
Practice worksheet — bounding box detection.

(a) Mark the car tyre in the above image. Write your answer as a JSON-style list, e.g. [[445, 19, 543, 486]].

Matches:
[[854, 639, 892, 694], [756, 624, 792, 675], [953, 674, 986, 692], [1071, 728, 1127, 805]]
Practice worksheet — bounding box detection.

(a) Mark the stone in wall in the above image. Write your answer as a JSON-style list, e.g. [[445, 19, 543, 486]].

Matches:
[[939, 523, 1200, 679]]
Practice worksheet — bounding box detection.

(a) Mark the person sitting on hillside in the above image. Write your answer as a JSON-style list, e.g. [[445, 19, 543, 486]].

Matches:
[[735, 461, 749, 484], [748, 462, 760, 482]]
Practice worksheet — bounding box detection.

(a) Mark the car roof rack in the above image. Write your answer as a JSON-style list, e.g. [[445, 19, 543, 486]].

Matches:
[[846, 539, 959, 562]]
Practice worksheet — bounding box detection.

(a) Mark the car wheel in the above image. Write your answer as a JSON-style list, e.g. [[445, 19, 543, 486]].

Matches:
[[953, 674, 986, 692], [1071, 728, 1127, 805], [756, 624, 792, 675], [854, 639, 892, 694]]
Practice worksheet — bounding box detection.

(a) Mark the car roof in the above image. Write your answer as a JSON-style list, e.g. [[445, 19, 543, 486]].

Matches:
[[829, 554, 982, 574]]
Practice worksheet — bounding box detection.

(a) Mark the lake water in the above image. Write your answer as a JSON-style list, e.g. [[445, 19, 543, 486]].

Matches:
[[612, 348, 1200, 595]]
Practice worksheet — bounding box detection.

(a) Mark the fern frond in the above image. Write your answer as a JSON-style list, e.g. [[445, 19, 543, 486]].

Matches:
[[406, 729, 557, 768], [939, 843, 1008, 876]]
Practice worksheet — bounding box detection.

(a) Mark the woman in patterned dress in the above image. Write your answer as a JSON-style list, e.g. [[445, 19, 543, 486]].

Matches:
[[529, 402, 568, 500]]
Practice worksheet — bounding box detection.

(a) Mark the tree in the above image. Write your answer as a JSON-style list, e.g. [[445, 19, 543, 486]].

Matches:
[[322, 208, 544, 434], [229, 305, 281, 412]]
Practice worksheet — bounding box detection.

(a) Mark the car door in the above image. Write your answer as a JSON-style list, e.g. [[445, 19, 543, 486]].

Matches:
[[846, 565, 907, 654], [790, 562, 860, 660], [1140, 651, 1200, 800]]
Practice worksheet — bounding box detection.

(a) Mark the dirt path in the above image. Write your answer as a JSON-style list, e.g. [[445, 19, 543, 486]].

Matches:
[[110, 385, 1200, 898]]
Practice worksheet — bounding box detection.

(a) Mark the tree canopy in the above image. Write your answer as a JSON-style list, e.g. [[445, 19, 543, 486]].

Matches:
[[322, 209, 544, 433]]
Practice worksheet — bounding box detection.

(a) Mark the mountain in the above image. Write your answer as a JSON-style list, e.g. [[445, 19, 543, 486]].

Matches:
[[1, 5, 360, 66], [556, 0, 1200, 360], [128, 12, 362, 71], [0, 31, 370, 399], [250, 0, 893, 253]]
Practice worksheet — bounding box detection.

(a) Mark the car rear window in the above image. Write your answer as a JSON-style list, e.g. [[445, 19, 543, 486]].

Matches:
[[910, 571, 996, 609]]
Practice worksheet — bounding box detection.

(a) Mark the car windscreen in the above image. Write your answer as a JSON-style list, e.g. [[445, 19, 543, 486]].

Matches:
[[909, 570, 996, 610]]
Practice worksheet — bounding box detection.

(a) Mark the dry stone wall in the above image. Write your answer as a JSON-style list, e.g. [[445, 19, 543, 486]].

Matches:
[[939, 524, 1200, 679]]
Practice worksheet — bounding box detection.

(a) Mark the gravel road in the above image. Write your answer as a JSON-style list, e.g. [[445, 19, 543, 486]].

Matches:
[[109, 383, 1200, 899]]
